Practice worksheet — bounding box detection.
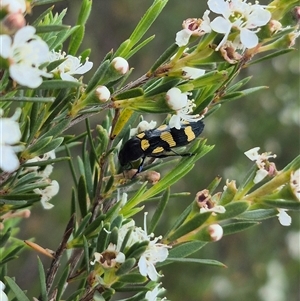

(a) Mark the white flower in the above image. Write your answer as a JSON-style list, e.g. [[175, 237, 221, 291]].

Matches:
[[0, 280, 8, 301], [117, 214, 170, 281], [34, 180, 59, 209], [90, 243, 125, 268], [175, 10, 211, 46], [111, 57, 129, 74], [0, 0, 26, 14], [290, 169, 300, 200], [208, 0, 271, 50], [49, 50, 93, 81], [130, 120, 157, 136], [277, 208, 291, 226], [166, 87, 202, 129], [0, 26, 52, 88], [25, 150, 56, 178], [96, 85, 111, 102], [138, 237, 169, 281], [0, 108, 23, 172], [145, 283, 166, 301], [208, 224, 223, 241], [244, 147, 277, 184]]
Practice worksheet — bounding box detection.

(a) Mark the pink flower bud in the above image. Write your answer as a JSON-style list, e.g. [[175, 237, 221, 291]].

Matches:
[[208, 224, 223, 241], [1, 12, 26, 34], [96, 85, 111, 102], [111, 57, 129, 74]]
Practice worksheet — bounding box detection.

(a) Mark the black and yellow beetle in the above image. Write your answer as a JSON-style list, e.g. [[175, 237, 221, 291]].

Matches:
[[118, 120, 204, 174]]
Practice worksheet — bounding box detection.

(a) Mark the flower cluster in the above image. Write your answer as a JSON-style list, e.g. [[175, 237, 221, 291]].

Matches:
[[91, 215, 170, 285], [0, 26, 52, 88], [175, 0, 272, 51], [117, 217, 170, 281]]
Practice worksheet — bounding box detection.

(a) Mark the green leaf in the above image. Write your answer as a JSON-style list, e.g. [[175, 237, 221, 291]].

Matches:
[[262, 199, 300, 210], [158, 241, 207, 267], [166, 257, 225, 267], [0, 228, 11, 247], [247, 48, 294, 66], [223, 221, 259, 236], [125, 241, 149, 260], [32, 0, 65, 6], [115, 0, 168, 58], [37, 257, 47, 301], [148, 188, 170, 234], [149, 43, 178, 72], [219, 86, 268, 103], [127, 35, 156, 59], [96, 223, 110, 252], [85, 60, 110, 93], [38, 80, 81, 90], [115, 258, 136, 276], [4, 276, 31, 301], [0, 96, 55, 103], [117, 273, 147, 284], [56, 264, 70, 301], [128, 0, 168, 48], [238, 209, 278, 220], [35, 24, 70, 33], [68, 25, 85, 56], [77, 175, 88, 217], [83, 214, 106, 237], [114, 88, 144, 100], [215, 201, 249, 221], [166, 212, 211, 242], [74, 213, 92, 237], [164, 203, 193, 237]]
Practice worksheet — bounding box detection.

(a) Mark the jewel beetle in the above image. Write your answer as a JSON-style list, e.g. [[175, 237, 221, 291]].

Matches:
[[118, 120, 204, 175]]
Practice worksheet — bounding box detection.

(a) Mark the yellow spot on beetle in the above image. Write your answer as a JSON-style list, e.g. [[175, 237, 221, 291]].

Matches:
[[137, 133, 146, 139], [152, 146, 164, 153], [184, 126, 196, 142], [157, 124, 168, 131], [141, 139, 150, 151], [160, 132, 176, 147]]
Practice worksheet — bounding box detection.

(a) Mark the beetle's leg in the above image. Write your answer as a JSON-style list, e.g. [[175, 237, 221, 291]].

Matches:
[[131, 156, 146, 178]]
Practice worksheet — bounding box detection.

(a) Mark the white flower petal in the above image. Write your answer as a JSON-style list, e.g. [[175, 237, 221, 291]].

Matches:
[[0, 35, 12, 58], [254, 169, 268, 184], [182, 67, 205, 79], [175, 29, 192, 47], [10, 64, 45, 88], [277, 209, 292, 226], [249, 6, 271, 26], [0, 145, 20, 172], [74, 60, 93, 74], [244, 147, 260, 161], [14, 25, 36, 46], [240, 28, 259, 49], [210, 16, 231, 34], [208, 0, 230, 15], [0, 118, 21, 144], [168, 114, 181, 130]]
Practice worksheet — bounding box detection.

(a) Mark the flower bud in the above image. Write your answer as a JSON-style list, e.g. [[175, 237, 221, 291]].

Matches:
[[208, 224, 223, 241], [96, 85, 111, 102], [1, 12, 26, 35], [145, 170, 161, 184], [111, 57, 129, 74]]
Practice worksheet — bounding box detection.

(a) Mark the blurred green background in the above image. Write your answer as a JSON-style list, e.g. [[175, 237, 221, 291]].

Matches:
[[14, 1, 299, 300]]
